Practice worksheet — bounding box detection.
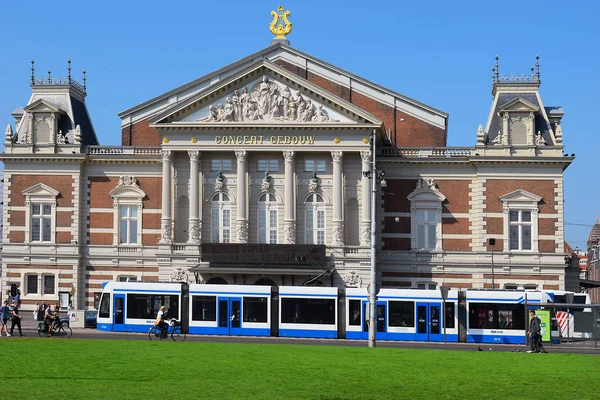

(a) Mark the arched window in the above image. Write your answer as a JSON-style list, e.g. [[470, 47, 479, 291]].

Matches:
[[305, 193, 325, 245], [258, 193, 278, 244], [211, 192, 231, 243]]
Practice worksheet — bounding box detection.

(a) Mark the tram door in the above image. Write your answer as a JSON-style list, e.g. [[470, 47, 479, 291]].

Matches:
[[362, 301, 387, 339], [113, 294, 125, 332], [217, 297, 242, 335], [415, 302, 443, 342]]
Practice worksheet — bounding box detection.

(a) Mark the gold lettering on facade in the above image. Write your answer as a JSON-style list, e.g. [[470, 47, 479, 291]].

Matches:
[[214, 136, 315, 145]]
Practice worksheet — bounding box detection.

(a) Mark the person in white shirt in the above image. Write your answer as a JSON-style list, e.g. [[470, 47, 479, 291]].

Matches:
[[154, 306, 168, 338]]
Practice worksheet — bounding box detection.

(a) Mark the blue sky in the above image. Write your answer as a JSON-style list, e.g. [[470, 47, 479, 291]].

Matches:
[[0, 0, 597, 250]]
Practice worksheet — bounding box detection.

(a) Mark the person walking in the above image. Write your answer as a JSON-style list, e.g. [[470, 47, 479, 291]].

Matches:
[[33, 302, 40, 321], [10, 301, 23, 337], [527, 310, 541, 353], [0, 301, 11, 337]]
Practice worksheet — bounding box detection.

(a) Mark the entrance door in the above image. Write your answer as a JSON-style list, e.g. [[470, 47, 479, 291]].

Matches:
[[415, 302, 443, 341], [362, 301, 387, 339], [113, 294, 125, 332], [217, 297, 242, 335]]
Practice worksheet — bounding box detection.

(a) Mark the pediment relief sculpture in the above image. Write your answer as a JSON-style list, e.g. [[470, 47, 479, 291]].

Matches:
[[196, 76, 340, 123]]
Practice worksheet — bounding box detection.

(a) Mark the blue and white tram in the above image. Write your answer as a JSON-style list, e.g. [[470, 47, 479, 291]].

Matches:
[[464, 289, 549, 344], [188, 284, 271, 336], [278, 286, 338, 338], [97, 281, 184, 333], [345, 288, 460, 342]]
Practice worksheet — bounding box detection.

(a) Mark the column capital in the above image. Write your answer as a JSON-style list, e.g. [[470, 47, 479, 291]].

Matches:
[[283, 150, 295, 163], [161, 150, 173, 163], [360, 150, 372, 163], [331, 151, 343, 164], [235, 150, 248, 163], [188, 150, 201, 162]]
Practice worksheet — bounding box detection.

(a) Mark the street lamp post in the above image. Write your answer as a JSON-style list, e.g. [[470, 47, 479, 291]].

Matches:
[[364, 130, 385, 348]]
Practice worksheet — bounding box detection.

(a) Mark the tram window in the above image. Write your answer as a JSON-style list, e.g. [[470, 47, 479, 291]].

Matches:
[[444, 302, 455, 329], [126, 294, 179, 320], [281, 298, 335, 324], [469, 303, 525, 330], [388, 301, 415, 327], [98, 293, 110, 318], [191, 296, 217, 321], [348, 300, 361, 326], [243, 297, 268, 323]]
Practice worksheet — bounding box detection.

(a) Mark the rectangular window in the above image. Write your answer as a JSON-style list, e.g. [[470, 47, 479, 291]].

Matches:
[[27, 274, 38, 294], [509, 210, 533, 251], [389, 301, 415, 327], [416, 209, 437, 249], [281, 298, 335, 324], [304, 159, 326, 172], [118, 276, 137, 282], [31, 203, 52, 242], [98, 293, 110, 318], [43, 275, 55, 295], [126, 294, 179, 320], [191, 295, 217, 321], [468, 303, 525, 330], [258, 160, 279, 172], [94, 292, 102, 309], [242, 297, 268, 323], [444, 302, 455, 329], [119, 206, 139, 244], [211, 159, 232, 172], [348, 300, 361, 326]]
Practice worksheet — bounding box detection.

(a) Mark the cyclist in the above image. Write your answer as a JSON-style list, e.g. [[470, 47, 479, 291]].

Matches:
[[44, 305, 58, 336], [154, 306, 168, 338]]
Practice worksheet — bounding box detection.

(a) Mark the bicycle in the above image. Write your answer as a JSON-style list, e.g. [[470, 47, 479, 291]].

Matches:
[[148, 318, 186, 342], [38, 317, 72, 338]]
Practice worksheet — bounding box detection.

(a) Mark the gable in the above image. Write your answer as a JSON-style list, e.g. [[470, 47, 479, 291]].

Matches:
[[497, 97, 539, 113], [22, 182, 60, 199], [499, 189, 542, 204], [23, 99, 64, 114], [149, 61, 381, 127]]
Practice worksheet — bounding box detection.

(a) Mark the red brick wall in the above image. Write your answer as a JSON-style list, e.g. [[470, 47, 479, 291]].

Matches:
[[89, 177, 161, 210], [122, 120, 162, 146], [485, 217, 503, 235], [539, 218, 557, 236], [383, 237, 410, 250], [443, 239, 471, 251], [539, 240, 557, 253], [10, 175, 73, 207], [384, 216, 410, 234], [142, 213, 161, 230], [56, 232, 71, 243], [9, 210, 25, 226], [89, 233, 112, 245], [56, 211, 72, 227], [443, 218, 470, 234], [90, 213, 113, 229], [383, 179, 414, 213], [436, 180, 470, 214], [273, 59, 446, 146], [9, 231, 24, 243], [485, 180, 556, 213], [143, 234, 161, 245]]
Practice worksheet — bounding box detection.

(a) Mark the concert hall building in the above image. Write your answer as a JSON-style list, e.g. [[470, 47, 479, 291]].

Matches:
[[0, 26, 574, 310]]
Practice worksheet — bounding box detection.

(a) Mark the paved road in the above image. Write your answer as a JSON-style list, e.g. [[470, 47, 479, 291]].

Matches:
[[10, 315, 600, 355]]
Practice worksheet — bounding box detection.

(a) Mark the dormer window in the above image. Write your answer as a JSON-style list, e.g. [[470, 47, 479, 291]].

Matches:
[[110, 176, 146, 246], [408, 179, 446, 251]]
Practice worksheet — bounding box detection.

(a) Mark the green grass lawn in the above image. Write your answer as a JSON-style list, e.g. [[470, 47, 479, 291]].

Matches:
[[4, 339, 598, 400]]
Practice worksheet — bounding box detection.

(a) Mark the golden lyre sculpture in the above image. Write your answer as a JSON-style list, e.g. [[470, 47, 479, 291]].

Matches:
[[270, 6, 292, 39]]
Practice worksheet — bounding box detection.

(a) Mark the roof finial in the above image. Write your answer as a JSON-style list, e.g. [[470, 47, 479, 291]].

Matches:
[[83, 69, 87, 93], [31, 59, 35, 85], [47, 69, 52, 84], [494, 55, 499, 82], [67, 59, 72, 83], [535, 54, 540, 80]]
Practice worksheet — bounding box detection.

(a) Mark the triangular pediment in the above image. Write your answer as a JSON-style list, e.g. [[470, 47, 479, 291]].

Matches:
[[148, 60, 382, 127], [407, 179, 446, 202], [22, 183, 60, 198], [498, 97, 539, 113], [499, 189, 542, 203], [23, 99, 64, 114]]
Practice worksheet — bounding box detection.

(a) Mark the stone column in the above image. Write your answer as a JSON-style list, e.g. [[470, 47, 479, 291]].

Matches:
[[159, 150, 173, 244], [235, 150, 248, 243], [331, 151, 344, 246], [283, 150, 296, 243], [502, 112, 510, 146], [360, 150, 372, 246], [188, 150, 201, 244]]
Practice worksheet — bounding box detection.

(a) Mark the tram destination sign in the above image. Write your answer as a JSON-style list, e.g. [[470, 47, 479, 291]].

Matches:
[[200, 244, 326, 265]]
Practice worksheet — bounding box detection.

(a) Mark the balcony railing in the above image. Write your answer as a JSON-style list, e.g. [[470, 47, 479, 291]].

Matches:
[[86, 146, 162, 156], [380, 147, 473, 158]]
